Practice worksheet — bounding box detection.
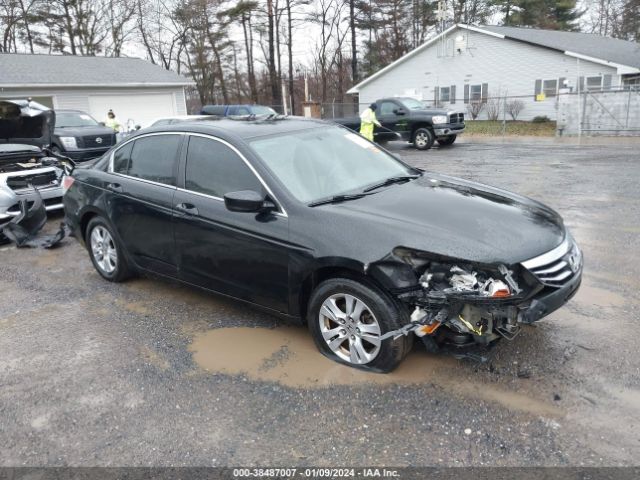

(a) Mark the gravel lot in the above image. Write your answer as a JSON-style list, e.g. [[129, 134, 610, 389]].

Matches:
[[1, 137, 639, 467]]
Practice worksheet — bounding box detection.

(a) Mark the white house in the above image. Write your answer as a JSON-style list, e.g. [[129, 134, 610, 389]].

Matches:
[[347, 25, 640, 121], [0, 53, 193, 127]]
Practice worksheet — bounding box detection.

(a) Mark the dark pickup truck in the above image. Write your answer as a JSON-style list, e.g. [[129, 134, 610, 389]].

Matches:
[[334, 97, 464, 150]]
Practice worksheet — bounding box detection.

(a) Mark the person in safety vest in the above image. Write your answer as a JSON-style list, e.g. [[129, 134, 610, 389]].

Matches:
[[104, 109, 122, 132], [359, 103, 381, 142]]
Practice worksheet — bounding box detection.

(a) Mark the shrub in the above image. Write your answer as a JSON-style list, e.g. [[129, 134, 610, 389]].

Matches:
[[485, 96, 501, 121], [466, 101, 485, 120], [506, 100, 525, 121], [532, 115, 551, 123]]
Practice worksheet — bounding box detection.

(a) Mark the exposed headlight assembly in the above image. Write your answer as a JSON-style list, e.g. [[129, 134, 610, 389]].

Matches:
[[59, 137, 78, 150], [431, 115, 448, 124]]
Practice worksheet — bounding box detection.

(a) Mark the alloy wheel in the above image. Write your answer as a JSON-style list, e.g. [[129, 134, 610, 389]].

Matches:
[[415, 131, 429, 148], [318, 293, 382, 365], [90, 226, 117, 274]]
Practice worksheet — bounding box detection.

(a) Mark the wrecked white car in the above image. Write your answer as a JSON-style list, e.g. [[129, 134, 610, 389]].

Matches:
[[1, 100, 73, 246]]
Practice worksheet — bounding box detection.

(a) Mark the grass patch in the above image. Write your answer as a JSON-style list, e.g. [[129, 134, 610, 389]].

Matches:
[[464, 120, 556, 136]]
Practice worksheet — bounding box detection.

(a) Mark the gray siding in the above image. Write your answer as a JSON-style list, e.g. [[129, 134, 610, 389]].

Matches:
[[356, 28, 620, 121]]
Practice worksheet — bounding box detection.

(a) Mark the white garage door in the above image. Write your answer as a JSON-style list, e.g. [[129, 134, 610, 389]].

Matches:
[[88, 93, 176, 129]]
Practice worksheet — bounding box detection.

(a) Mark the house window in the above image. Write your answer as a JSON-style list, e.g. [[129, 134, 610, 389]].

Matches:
[[535, 78, 561, 100], [543, 79, 558, 97], [470, 84, 482, 101], [440, 87, 450, 102], [586, 76, 603, 91], [623, 76, 640, 91], [464, 83, 487, 104]]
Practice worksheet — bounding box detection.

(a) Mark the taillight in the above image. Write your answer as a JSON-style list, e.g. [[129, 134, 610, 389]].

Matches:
[[62, 175, 75, 193]]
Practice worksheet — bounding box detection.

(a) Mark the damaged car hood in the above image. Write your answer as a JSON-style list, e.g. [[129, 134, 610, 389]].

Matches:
[[318, 173, 565, 265], [0, 100, 55, 148]]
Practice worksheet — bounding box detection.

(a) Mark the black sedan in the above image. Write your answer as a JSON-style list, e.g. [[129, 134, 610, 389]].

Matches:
[[63, 117, 583, 372]]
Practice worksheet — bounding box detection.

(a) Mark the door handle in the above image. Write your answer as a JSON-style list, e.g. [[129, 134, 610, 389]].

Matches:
[[107, 182, 122, 193], [175, 202, 199, 215]]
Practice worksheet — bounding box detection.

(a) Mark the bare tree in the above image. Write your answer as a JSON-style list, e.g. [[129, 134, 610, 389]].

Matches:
[[506, 99, 525, 120], [466, 101, 484, 120]]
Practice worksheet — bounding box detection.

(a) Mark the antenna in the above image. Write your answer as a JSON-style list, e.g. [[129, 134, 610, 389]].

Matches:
[[437, 1, 448, 57]]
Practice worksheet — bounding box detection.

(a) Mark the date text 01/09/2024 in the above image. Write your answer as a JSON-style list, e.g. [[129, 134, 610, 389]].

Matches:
[[232, 468, 400, 478]]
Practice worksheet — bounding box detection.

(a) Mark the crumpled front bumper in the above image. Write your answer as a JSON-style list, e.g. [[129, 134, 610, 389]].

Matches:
[[0, 184, 64, 222], [520, 264, 583, 324]]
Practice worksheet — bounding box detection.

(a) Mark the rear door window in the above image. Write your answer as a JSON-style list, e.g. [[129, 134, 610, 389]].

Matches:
[[185, 136, 262, 198], [113, 141, 133, 174], [127, 134, 181, 186]]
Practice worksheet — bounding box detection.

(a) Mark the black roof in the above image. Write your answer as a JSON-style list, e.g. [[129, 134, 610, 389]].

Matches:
[[140, 116, 330, 141]]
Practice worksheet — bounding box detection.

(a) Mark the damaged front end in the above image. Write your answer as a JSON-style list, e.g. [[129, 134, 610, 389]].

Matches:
[[367, 242, 582, 361]]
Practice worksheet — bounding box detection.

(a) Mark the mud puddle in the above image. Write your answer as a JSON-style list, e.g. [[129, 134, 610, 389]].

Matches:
[[189, 326, 561, 417]]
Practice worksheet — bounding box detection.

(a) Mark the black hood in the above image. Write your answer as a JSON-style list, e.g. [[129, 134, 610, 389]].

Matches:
[[0, 100, 55, 148], [302, 173, 565, 266]]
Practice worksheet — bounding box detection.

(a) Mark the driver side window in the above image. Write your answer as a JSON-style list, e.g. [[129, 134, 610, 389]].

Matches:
[[185, 136, 263, 198], [379, 102, 396, 115]]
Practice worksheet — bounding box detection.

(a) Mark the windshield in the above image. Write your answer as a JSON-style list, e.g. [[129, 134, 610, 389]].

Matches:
[[250, 106, 277, 115], [56, 112, 99, 128], [250, 126, 415, 203], [401, 98, 426, 110]]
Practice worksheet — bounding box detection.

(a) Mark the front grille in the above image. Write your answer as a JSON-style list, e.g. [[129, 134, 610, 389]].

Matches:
[[6, 171, 59, 191], [81, 134, 114, 148], [449, 113, 464, 124], [522, 238, 581, 288]]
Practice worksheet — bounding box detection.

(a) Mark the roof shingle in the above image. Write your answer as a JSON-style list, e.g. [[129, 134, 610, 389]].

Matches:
[[481, 25, 640, 69], [0, 53, 193, 86]]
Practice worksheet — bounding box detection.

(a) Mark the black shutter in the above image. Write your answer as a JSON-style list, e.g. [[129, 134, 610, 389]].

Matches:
[[450, 85, 456, 104], [464, 84, 469, 104], [481, 83, 488, 103], [559, 77, 566, 91], [578, 76, 585, 92], [534, 79, 542, 100], [603, 74, 612, 90], [434, 86, 439, 107]]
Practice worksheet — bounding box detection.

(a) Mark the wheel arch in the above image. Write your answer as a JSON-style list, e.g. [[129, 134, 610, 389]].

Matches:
[[410, 122, 434, 140], [296, 257, 407, 324]]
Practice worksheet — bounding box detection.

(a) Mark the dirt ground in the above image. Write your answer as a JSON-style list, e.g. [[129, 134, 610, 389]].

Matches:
[[0, 137, 638, 467]]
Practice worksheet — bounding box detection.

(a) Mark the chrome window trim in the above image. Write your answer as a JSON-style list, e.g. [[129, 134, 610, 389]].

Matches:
[[521, 236, 571, 270], [184, 132, 288, 218], [108, 131, 185, 189], [107, 130, 287, 218]]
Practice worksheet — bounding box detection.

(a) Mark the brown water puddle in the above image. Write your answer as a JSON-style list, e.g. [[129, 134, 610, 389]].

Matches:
[[189, 326, 561, 417]]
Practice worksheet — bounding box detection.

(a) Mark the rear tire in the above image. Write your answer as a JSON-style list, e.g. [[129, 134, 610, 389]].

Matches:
[[412, 128, 435, 150], [85, 216, 133, 282], [437, 134, 457, 146], [307, 278, 411, 372]]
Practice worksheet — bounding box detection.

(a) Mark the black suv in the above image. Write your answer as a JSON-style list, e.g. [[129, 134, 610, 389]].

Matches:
[[52, 110, 117, 162]]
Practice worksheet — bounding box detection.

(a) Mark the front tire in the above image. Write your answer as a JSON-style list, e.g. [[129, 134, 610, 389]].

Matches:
[[437, 134, 457, 146], [308, 278, 411, 372], [412, 128, 435, 150], [86, 216, 132, 282]]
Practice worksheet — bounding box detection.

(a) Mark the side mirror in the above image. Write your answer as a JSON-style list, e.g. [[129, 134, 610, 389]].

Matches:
[[394, 108, 406, 115], [99, 121, 106, 126], [224, 190, 274, 213], [135, 125, 141, 130]]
